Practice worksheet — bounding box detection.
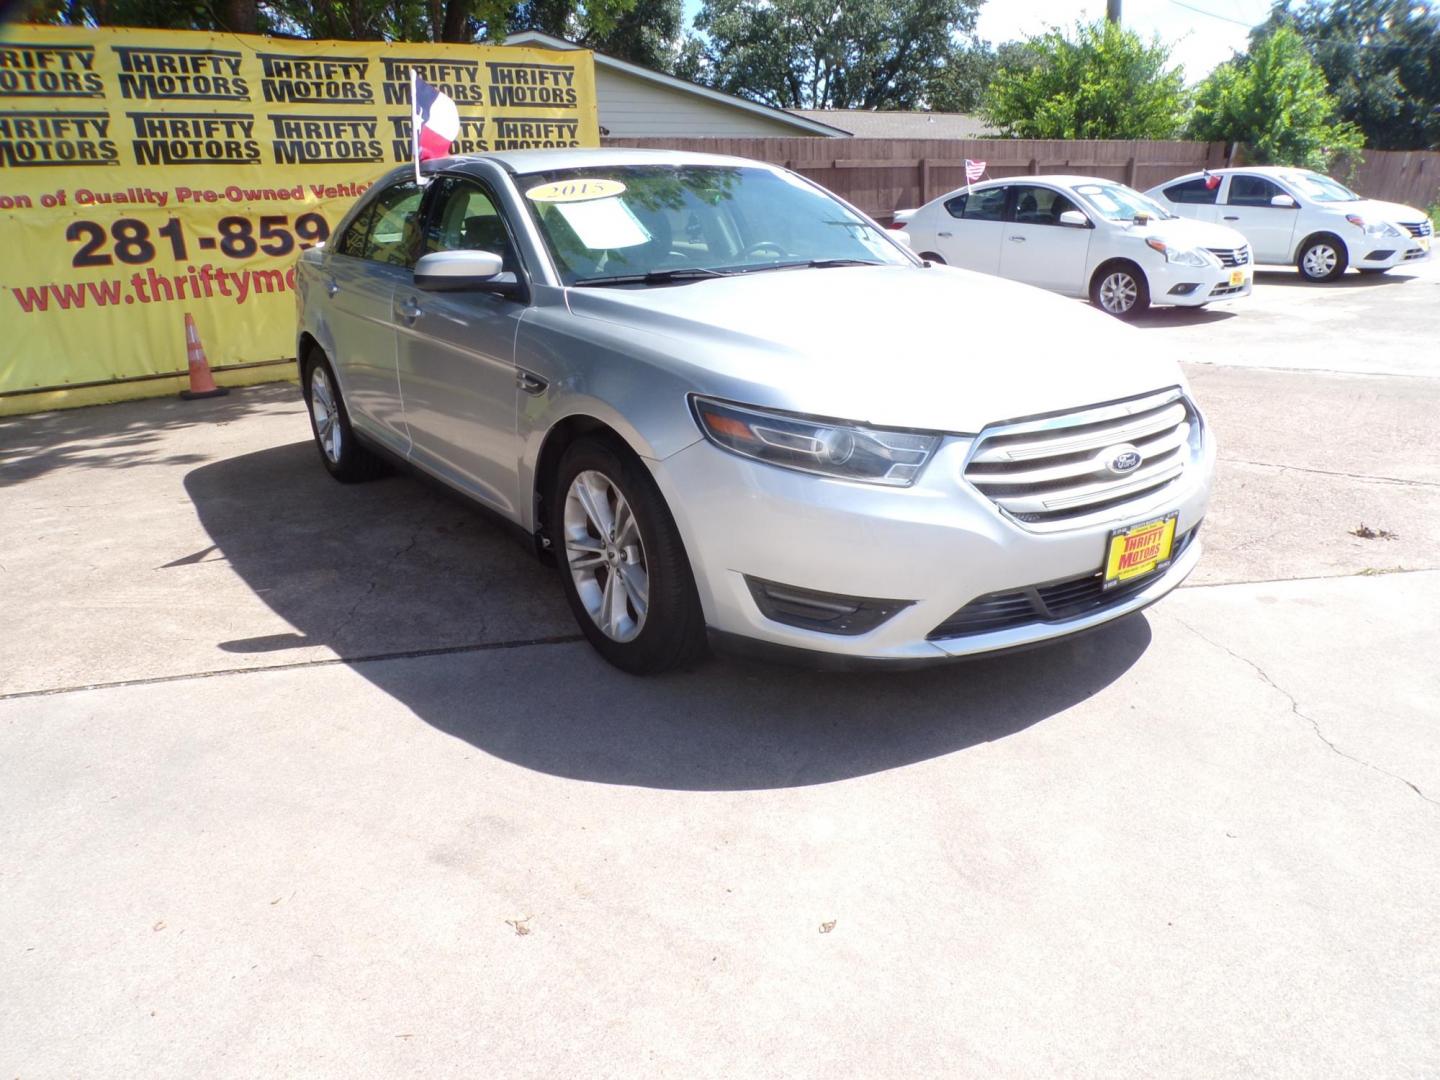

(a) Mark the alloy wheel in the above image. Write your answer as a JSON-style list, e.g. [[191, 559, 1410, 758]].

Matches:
[[1302, 244, 1339, 279], [563, 469, 649, 642], [310, 366, 342, 464], [1098, 271, 1138, 314]]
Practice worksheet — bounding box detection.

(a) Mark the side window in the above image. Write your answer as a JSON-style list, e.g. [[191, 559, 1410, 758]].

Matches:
[[1164, 178, 1219, 205], [944, 193, 967, 218], [1008, 185, 1082, 225], [359, 180, 424, 267], [423, 177, 520, 273], [961, 187, 1007, 222], [336, 204, 375, 258], [1227, 175, 1285, 207]]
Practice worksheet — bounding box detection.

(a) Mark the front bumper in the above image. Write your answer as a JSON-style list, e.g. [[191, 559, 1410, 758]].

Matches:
[[649, 424, 1216, 664], [1351, 237, 1431, 269], [1150, 259, 1252, 306]]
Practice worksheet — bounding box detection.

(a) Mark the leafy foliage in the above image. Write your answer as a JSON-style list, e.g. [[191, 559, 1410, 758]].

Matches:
[[508, 0, 682, 70], [681, 0, 981, 110], [982, 20, 1188, 139], [1188, 26, 1364, 169], [1253, 0, 1440, 151], [926, 40, 1034, 114]]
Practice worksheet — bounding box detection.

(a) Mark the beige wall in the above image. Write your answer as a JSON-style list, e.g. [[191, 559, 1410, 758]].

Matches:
[[595, 67, 808, 138]]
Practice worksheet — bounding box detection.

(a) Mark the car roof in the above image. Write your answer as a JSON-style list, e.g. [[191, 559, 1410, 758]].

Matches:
[[965, 174, 1139, 190], [439, 147, 766, 176]]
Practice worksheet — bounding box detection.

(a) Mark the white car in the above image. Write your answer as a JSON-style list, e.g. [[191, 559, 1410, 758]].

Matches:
[[903, 175, 1254, 319], [1145, 166, 1433, 282]]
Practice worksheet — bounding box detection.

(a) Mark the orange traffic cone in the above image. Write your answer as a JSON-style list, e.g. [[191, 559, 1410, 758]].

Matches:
[[180, 312, 228, 400]]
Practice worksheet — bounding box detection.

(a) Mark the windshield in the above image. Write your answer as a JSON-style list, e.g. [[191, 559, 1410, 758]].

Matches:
[[1072, 182, 1175, 222], [1279, 172, 1360, 203], [519, 164, 910, 285]]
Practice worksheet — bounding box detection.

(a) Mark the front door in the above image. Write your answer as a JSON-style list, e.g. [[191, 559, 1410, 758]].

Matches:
[[395, 175, 528, 517], [998, 184, 1093, 295], [1219, 174, 1300, 263]]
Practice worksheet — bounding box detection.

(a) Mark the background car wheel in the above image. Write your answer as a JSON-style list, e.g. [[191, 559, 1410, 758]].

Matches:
[[302, 350, 384, 483], [1090, 262, 1150, 320], [1297, 235, 1348, 282], [918, 251, 946, 264], [551, 437, 707, 675]]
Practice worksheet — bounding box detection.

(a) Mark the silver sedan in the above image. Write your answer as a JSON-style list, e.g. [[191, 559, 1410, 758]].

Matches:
[[296, 149, 1215, 673]]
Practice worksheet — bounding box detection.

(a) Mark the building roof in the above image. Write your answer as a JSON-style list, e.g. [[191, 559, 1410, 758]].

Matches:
[[503, 30, 850, 138], [789, 110, 996, 140]]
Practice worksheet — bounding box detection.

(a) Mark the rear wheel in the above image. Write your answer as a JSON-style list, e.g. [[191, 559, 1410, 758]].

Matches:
[[1091, 263, 1150, 320], [302, 350, 383, 483], [918, 251, 946, 264], [551, 437, 706, 674], [1297, 235, 1348, 282]]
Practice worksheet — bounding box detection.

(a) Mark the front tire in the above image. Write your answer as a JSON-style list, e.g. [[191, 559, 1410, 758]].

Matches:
[[302, 350, 383, 483], [551, 437, 706, 674], [1297, 235, 1348, 282], [1091, 263, 1150, 320]]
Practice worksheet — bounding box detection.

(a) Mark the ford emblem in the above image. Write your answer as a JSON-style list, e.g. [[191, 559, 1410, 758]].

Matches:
[[1105, 446, 1143, 474]]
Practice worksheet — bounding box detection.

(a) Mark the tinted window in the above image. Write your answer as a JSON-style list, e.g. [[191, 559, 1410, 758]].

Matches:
[[1164, 177, 1219, 205], [1227, 175, 1287, 207], [944, 193, 967, 218], [961, 187, 1007, 222], [337, 203, 375, 258], [423, 177, 520, 273], [357, 180, 424, 266], [1009, 185, 1082, 225]]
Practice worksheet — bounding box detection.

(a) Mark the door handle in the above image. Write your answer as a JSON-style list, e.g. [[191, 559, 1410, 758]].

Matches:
[[516, 371, 548, 396], [1009, 235, 1026, 242], [396, 297, 423, 322], [1223, 215, 1240, 221], [937, 231, 952, 238]]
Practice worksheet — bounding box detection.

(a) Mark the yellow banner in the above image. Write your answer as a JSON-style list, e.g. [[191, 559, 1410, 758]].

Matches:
[[0, 25, 598, 413]]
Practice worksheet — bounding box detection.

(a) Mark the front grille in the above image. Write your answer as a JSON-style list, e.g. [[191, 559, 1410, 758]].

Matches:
[[1209, 283, 1245, 296], [962, 388, 1196, 528], [927, 528, 1197, 640], [1404, 248, 1428, 261], [1401, 220, 1433, 239], [1206, 245, 1251, 267]]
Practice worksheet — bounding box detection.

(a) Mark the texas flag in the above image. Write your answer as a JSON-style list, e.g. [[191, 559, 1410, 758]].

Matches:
[[412, 72, 460, 161]]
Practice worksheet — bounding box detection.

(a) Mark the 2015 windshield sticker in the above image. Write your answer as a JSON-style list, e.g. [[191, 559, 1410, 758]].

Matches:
[[526, 178, 626, 203]]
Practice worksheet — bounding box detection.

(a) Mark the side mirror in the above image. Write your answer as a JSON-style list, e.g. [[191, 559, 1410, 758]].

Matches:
[[1270, 194, 1297, 208], [415, 250, 520, 297], [1058, 210, 1091, 228]]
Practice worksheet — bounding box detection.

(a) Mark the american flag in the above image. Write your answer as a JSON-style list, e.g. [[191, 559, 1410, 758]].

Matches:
[[965, 159, 987, 182]]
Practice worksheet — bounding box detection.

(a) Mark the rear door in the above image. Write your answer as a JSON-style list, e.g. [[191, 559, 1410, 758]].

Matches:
[[933, 185, 1008, 274], [998, 184, 1093, 295], [321, 179, 424, 452], [394, 174, 528, 517], [1220, 174, 1299, 263]]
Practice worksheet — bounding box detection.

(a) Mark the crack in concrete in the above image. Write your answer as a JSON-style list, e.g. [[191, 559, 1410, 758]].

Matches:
[[1174, 617, 1438, 809], [1220, 457, 1440, 489], [1180, 567, 1437, 590], [335, 532, 421, 637]]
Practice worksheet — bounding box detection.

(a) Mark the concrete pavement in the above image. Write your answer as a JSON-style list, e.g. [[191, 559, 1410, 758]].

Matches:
[[2, 260, 1438, 1077]]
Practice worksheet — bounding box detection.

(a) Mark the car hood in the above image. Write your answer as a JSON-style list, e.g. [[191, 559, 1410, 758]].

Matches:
[[1348, 198, 1427, 224], [1126, 216, 1250, 250], [563, 264, 1185, 433]]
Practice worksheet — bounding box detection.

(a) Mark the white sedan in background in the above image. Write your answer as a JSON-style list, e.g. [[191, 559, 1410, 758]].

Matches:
[[1145, 166, 1433, 282], [902, 175, 1254, 319]]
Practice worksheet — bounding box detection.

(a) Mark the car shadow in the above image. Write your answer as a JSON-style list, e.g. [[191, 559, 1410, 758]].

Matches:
[[1252, 268, 1421, 289], [1130, 306, 1239, 329], [184, 442, 1154, 791]]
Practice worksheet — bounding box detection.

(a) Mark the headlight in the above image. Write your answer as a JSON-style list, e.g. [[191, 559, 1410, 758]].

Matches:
[[692, 397, 941, 486], [1346, 215, 1402, 238], [1145, 238, 1211, 267]]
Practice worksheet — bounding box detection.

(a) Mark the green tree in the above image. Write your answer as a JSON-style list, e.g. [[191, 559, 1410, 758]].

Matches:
[[1188, 26, 1364, 169], [681, 0, 981, 110], [983, 20, 1188, 139], [508, 0, 683, 70], [1254, 0, 1440, 151], [926, 40, 1031, 113]]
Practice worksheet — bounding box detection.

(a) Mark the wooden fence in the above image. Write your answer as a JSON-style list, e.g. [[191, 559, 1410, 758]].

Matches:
[[602, 136, 1440, 219]]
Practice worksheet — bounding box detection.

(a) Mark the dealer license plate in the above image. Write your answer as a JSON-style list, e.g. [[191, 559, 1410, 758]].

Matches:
[[1103, 513, 1179, 590], [1229, 269, 1247, 287]]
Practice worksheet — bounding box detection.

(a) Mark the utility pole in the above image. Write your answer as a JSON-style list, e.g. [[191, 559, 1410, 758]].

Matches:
[[1107, 0, 1121, 23]]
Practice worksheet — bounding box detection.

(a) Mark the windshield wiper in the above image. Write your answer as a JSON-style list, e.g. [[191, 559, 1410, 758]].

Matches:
[[739, 258, 882, 274], [573, 267, 730, 287]]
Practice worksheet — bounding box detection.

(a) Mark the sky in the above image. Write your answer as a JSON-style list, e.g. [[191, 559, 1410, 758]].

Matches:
[[975, 0, 1275, 82], [678, 0, 1277, 86]]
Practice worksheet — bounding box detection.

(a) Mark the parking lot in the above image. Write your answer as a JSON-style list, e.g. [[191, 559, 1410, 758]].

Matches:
[[3, 260, 1438, 1078]]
